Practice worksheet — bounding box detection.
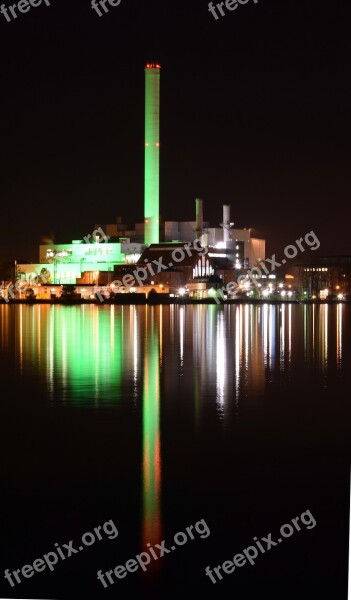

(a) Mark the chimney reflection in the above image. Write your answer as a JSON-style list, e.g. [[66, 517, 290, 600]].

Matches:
[[142, 307, 162, 549]]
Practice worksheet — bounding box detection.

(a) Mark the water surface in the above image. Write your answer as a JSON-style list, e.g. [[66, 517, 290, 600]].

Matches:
[[0, 304, 349, 599]]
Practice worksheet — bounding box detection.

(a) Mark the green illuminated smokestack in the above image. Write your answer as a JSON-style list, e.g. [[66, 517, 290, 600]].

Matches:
[[144, 63, 161, 245]]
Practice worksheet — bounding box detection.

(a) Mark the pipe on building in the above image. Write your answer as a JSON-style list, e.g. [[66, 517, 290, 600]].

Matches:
[[222, 204, 231, 243], [195, 198, 203, 240]]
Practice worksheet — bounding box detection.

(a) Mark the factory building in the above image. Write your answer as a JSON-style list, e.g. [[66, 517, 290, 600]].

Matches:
[[16, 240, 125, 285], [14, 63, 265, 296], [98, 202, 265, 270]]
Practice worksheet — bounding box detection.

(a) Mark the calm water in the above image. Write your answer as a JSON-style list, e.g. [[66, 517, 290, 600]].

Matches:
[[0, 304, 349, 599]]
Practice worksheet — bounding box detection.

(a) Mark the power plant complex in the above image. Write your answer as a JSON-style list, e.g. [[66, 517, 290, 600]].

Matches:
[[14, 63, 266, 299]]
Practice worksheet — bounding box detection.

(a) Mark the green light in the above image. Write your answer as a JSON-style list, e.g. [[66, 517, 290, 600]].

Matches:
[[47, 306, 124, 405], [144, 66, 160, 245], [142, 308, 162, 545]]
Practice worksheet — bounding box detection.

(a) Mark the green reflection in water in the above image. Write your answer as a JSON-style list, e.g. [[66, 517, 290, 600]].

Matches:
[[43, 306, 124, 405], [142, 307, 162, 547]]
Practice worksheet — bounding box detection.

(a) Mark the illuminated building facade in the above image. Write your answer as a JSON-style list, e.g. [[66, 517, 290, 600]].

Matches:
[[17, 240, 125, 285]]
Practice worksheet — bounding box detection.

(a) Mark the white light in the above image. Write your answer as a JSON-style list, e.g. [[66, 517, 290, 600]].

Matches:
[[178, 288, 186, 296], [337, 293, 343, 300], [281, 291, 286, 297], [262, 289, 270, 297], [288, 291, 293, 297]]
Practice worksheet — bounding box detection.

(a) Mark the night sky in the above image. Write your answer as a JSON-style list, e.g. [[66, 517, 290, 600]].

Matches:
[[0, 0, 350, 262]]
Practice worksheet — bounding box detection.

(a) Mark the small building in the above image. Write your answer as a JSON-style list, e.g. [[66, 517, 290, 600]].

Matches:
[[294, 256, 351, 299]]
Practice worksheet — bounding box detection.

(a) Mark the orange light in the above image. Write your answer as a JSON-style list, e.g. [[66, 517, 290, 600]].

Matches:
[[145, 63, 161, 69]]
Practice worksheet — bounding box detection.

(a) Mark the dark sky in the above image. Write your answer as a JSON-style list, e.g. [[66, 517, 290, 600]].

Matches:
[[0, 0, 350, 261]]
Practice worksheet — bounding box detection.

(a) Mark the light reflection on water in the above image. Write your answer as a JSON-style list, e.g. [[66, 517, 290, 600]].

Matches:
[[0, 303, 348, 410], [0, 303, 349, 562]]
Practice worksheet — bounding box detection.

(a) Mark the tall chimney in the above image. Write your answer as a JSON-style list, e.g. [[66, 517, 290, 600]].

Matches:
[[222, 204, 231, 243], [144, 63, 161, 245], [195, 198, 203, 239]]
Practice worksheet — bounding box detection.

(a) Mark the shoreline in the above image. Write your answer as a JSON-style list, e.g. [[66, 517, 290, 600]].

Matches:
[[0, 298, 349, 306]]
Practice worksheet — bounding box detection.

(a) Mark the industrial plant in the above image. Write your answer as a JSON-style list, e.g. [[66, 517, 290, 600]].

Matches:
[[9, 63, 265, 301]]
